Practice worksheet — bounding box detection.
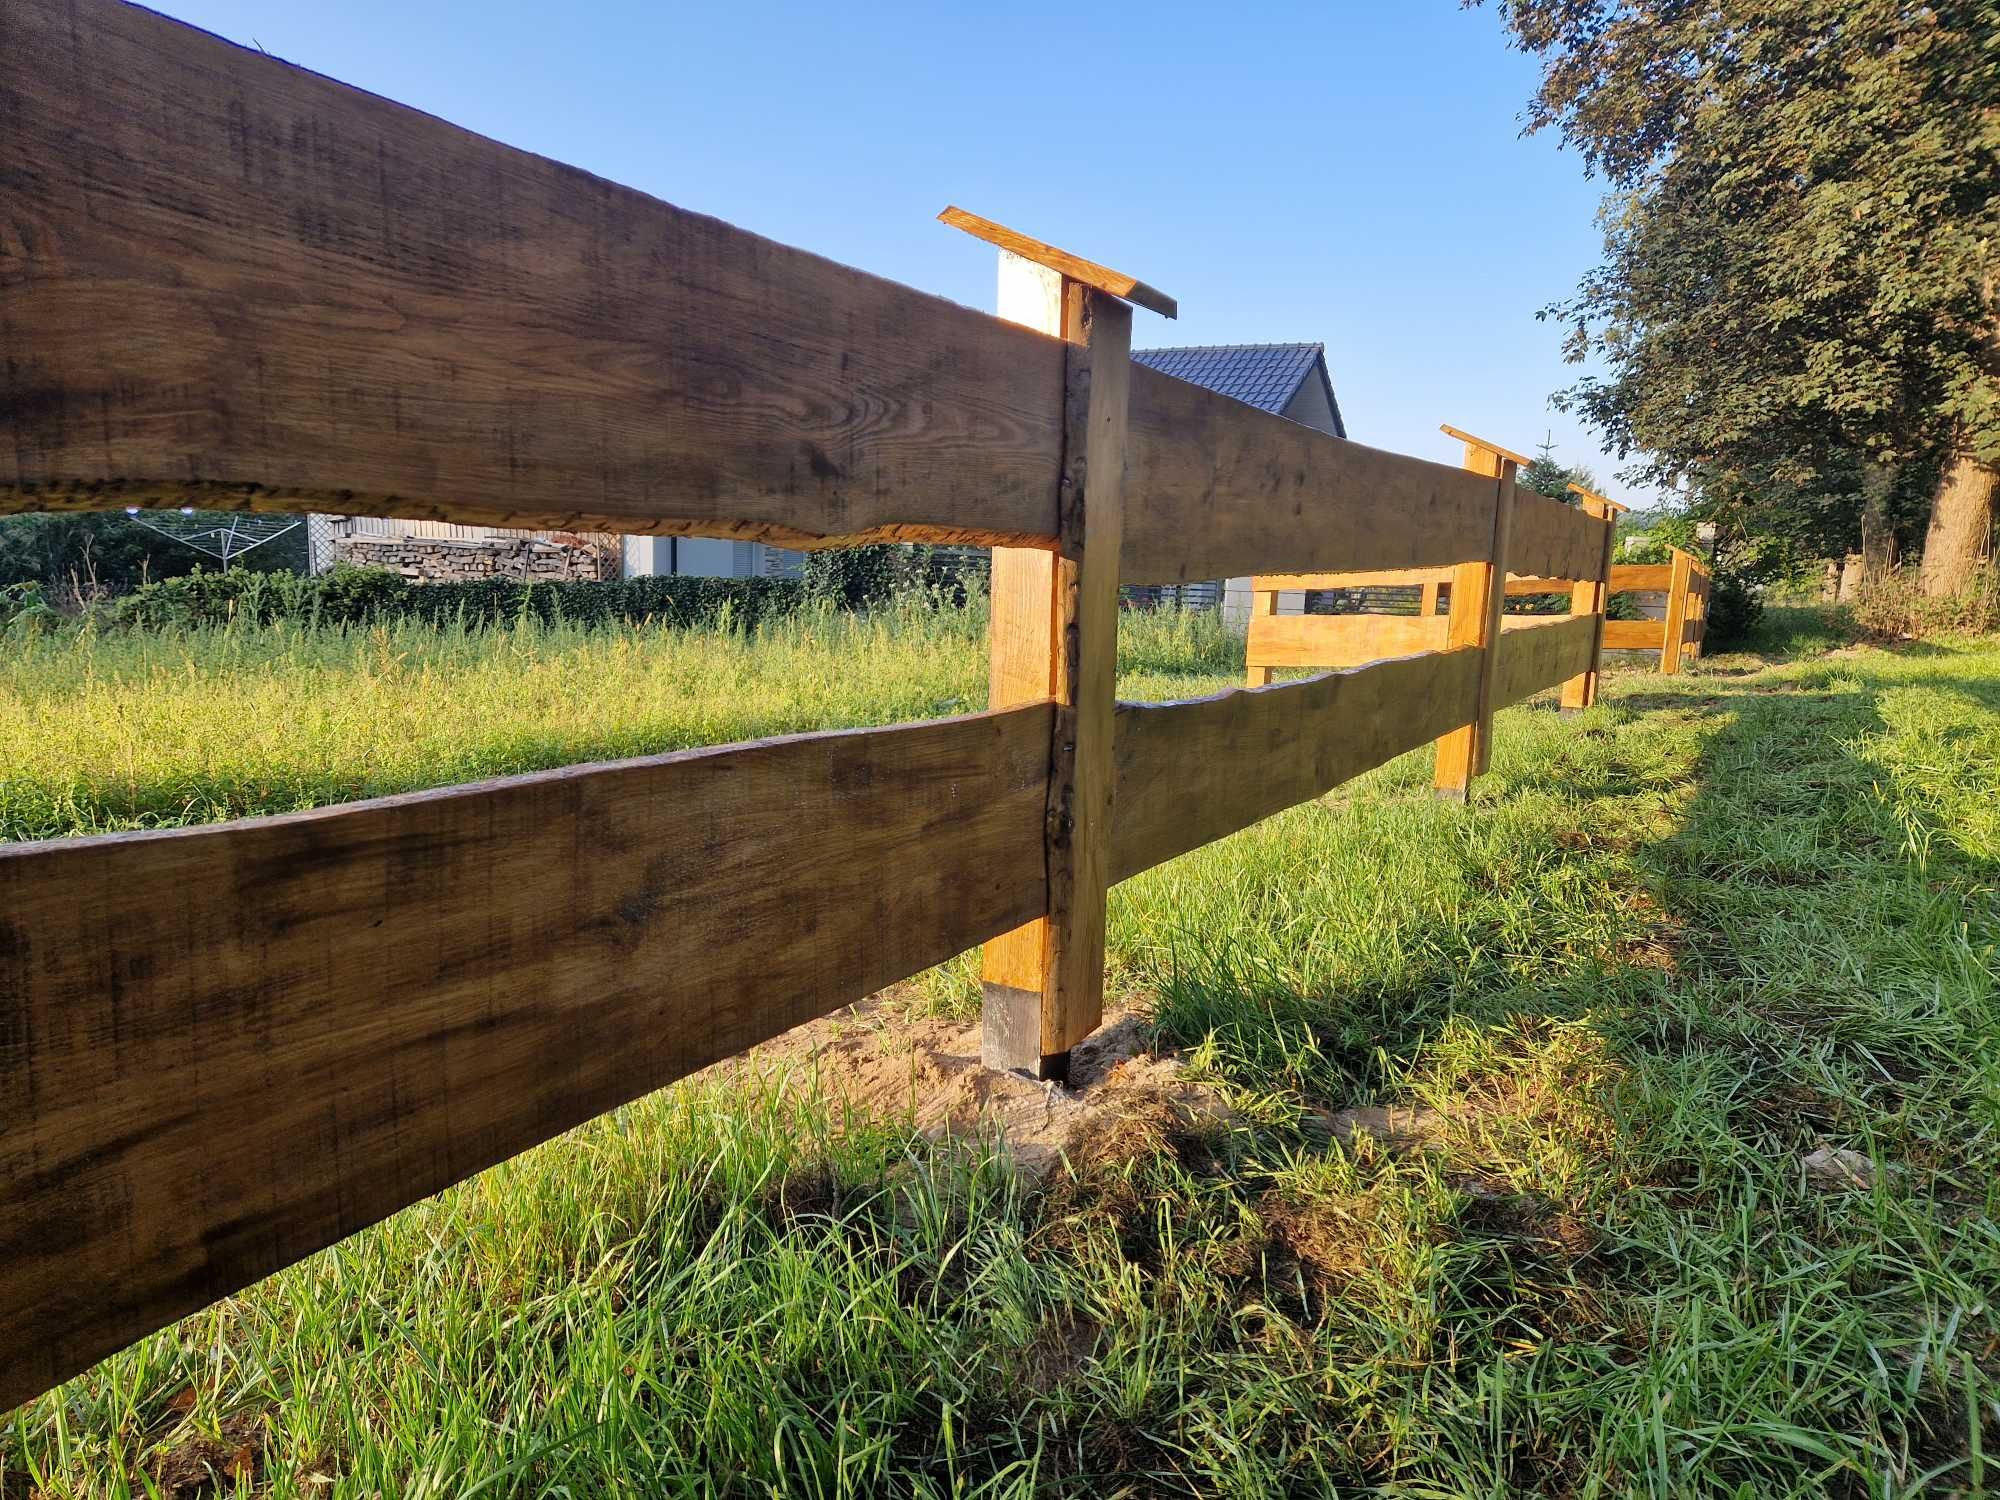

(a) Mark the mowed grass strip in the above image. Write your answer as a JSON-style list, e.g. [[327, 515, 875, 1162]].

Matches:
[[3, 607, 1996, 1498]]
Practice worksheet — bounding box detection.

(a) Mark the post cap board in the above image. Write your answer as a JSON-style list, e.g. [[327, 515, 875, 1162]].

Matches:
[[939, 206, 1177, 319], [1566, 482, 1631, 514], [1439, 423, 1537, 470]]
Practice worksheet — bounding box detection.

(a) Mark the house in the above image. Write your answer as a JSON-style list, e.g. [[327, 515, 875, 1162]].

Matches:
[[620, 536, 803, 581], [1130, 343, 1346, 626]]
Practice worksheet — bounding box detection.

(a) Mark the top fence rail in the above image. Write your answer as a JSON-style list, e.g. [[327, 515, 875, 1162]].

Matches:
[[0, 0, 1603, 586]]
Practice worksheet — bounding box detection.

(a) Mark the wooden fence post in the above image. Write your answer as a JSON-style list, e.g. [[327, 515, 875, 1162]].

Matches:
[[952, 220, 1150, 1081], [1560, 493, 1616, 711], [1248, 586, 1279, 686], [1434, 439, 1517, 800], [1660, 546, 1694, 676]]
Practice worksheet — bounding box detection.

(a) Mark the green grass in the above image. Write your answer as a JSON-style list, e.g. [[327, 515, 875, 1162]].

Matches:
[[3, 608, 1997, 1497], [0, 602, 1242, 843]]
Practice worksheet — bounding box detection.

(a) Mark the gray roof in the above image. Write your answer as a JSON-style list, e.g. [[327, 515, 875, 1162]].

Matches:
[[1131, 343, 1346, 437]]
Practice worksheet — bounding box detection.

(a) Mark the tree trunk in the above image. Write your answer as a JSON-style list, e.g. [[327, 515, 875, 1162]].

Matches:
[[1919, 445, 1997, 596]]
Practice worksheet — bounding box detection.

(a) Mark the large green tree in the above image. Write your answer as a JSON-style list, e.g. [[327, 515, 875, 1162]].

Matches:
[[1480, 0, 2000, 594]]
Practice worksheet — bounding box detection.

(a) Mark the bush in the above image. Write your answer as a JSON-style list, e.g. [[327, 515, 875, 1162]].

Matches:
[[1702, 568, 1764, 646], [1, 581, 62, 630], [113, 565, 806, 631], [1850, 565, 2000, 639], [0, 510, 308, 595], [799, 544, 986, 611]]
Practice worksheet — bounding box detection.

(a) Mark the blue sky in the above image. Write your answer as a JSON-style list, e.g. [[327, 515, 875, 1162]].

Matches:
[[153, 0, 1650, 506]]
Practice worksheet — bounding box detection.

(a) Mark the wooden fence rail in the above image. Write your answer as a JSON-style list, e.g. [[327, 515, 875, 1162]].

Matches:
[[0, 0, 1682, 1410], [1244, 427, 1619, 799], [1596, 551, 1712, 672]]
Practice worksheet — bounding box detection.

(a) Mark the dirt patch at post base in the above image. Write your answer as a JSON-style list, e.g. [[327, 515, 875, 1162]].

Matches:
[[718, 996, 1232, 1176]]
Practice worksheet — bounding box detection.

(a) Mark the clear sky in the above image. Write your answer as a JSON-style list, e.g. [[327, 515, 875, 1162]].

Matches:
[[149, 0, 1651, 506]]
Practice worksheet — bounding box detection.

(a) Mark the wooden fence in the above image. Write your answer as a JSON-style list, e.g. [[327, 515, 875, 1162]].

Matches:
[[2, 0, 1624, 1411], [1600, 550, 1712, 672], [1243, 427, 1625, 799]]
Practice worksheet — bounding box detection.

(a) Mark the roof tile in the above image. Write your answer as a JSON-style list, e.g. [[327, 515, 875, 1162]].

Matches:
[[1131, 343, 1327, 419]]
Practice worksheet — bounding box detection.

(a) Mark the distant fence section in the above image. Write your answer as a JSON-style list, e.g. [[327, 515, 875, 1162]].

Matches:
[[1600, 550, 1712, 673], [1244, 427, 1624, 799], [1, 0, 1680, 1412]]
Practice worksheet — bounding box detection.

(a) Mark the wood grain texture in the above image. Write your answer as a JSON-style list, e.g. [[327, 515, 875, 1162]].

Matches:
[[1508, 490, 1609, 583], [1439, 423, 1537, 471], [1122, 366, 1497, 583], [1608, 565, 1674, 593], [1492, 615, 1599, 710], [0, 0, 1066, 547], [1602, 619, 1667, 650], [1660, 548, 1694, 676], [1256, 567, 1450, 590], [977, 252, 1067, 1067], [1246, 589, 1280, 687], [1562, 493, 1616, 711], [979, 546, 1061, 1062], [1043, 291, 1132, 1058], [938, 207, 1177, 318], [1111, 650, 1483, 881], [1567, 482, 1631, 514], [1433, 564, 1488, 795], [1434, 463, 1515, 792], [1246, 612, 1450, 669], [0, 707, 1053, 1412]]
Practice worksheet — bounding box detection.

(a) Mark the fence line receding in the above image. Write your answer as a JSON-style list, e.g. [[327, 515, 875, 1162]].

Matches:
[[2, 0, 1638, 1411]]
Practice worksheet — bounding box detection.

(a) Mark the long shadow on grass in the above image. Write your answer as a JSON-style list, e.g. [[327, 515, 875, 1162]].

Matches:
[[1126, 643, 1999, 1495]]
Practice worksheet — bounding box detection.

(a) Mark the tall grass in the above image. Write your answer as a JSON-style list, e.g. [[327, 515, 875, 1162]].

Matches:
[[4, 609, 1997, 1496], [0, 603, 1242, 843]]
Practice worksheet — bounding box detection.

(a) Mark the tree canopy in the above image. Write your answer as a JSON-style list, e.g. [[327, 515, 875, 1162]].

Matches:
[[1480, 0, 2000, 592]]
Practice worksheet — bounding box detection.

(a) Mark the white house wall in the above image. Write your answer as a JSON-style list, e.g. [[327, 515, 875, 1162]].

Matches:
[[620, 535, 802, 580]]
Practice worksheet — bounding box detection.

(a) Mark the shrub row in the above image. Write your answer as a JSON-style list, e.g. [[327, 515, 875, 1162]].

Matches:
[[111, 565, 807, 630]]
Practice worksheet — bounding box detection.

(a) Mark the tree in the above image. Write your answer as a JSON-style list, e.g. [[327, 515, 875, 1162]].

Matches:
[[1518, 432, 1601, 506], [1479, 0, 2000, 594], [0, 511, 308, 599]]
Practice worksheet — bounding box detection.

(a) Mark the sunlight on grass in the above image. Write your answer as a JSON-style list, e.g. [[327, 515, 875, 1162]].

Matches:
[[4, 607, 1997, 1497]]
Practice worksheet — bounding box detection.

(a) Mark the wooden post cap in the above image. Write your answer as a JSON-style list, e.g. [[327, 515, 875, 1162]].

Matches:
[[939, 206, 1177, 319], [1439, 423, 1537, 470], [1566, 482, 1631, 514]]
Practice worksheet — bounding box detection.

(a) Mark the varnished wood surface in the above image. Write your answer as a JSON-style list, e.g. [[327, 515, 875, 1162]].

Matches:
[[939, 207, 1177, 318], [1492, 615, 1599, 710], [0, 707, 1053, 1411], [1043, 292, 1133, 1058], [1434, 462, 1516, 791], [1563, 493, 1617, 710], [1567, 482, 1631, 514], [1508, 489, 1609, 583], [1257, 567, 1450, 590], [1603, 619, 1668, 650], [1123, 366, 1498, 583], [1, 0, 1066, 548], [1439, 423, 1537, 470], [1247, 612, 1451, 669], [1660, 548, 1694, 676], [1112, 650, 1483, 881], [1608, 565, 1674, 593]]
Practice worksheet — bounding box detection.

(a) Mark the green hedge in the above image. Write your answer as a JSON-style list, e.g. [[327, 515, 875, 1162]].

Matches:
[[113, 565, 805, 630]]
